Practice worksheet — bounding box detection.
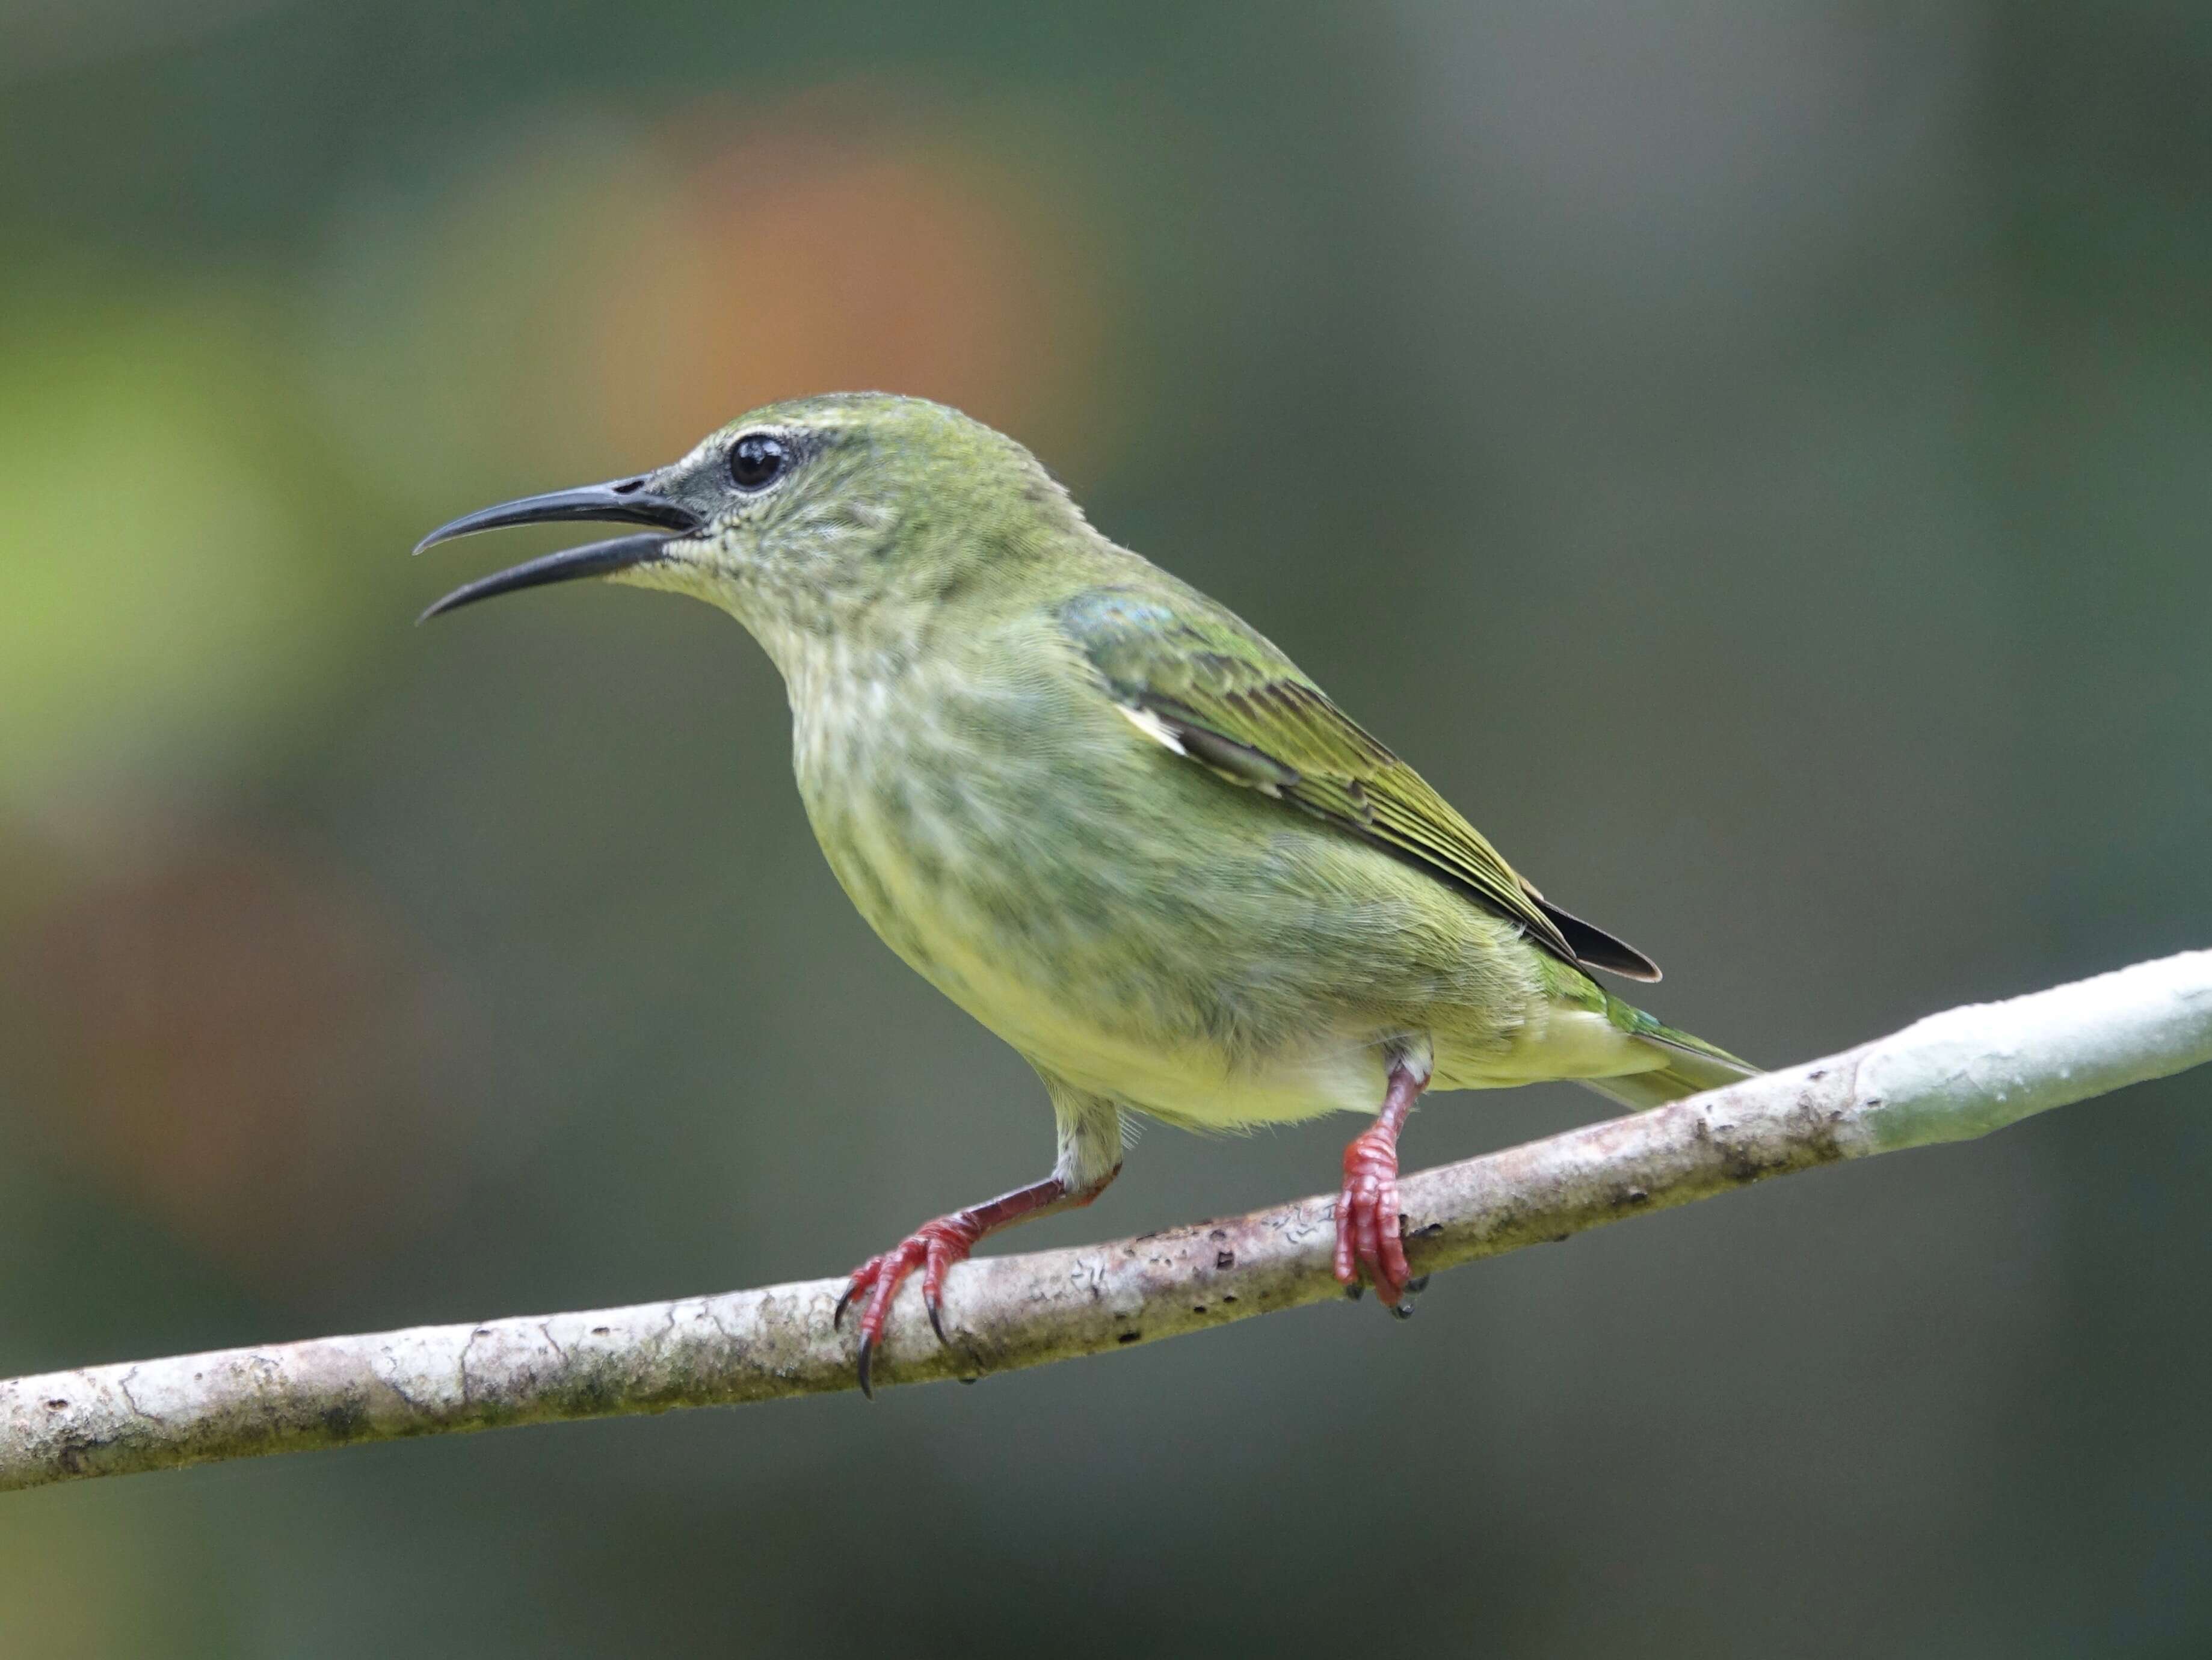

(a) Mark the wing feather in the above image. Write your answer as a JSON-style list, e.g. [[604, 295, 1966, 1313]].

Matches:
[[1058, 586, 1660, 982]]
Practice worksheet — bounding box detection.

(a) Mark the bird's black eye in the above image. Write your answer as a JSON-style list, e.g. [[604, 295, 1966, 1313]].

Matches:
[[729, 432, 790, 491]]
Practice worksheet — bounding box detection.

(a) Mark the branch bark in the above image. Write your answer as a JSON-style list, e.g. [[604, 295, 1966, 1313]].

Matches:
[[4, 951, 2207, 1493]]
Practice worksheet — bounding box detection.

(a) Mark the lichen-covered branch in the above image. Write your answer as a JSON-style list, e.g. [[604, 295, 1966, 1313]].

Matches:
[[2, 951, 2206, 1494]]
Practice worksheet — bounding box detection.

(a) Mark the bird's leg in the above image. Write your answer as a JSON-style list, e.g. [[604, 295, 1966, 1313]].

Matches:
[[1334, 1060, 1429, 1311], [834, 1167, 1117, 1398]]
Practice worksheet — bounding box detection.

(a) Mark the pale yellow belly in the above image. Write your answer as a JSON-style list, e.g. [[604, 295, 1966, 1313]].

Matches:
[[860, 885, 1658, 1133], [800, 689, 1666, 1127], [878, 885, 1385, 1127]]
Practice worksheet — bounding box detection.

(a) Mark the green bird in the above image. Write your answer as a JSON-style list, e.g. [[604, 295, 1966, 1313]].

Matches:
[[418, 393, 1752, 1392]]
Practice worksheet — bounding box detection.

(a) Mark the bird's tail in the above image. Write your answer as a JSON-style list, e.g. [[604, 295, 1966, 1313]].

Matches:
[[1580, 995, 1759, 1111]]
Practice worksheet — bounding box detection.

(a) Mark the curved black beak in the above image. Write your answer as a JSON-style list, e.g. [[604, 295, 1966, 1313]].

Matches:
[[415, 477, 706, 623], [417, 533, 680, 622], [413, 479, 701, 555]]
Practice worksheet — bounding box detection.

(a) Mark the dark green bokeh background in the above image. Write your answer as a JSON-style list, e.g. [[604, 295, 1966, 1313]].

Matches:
[[2, 4, 2208, 1653]]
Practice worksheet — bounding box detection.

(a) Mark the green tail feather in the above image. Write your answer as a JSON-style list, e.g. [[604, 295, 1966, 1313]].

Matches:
[[1583, 995, 1759, 1111]]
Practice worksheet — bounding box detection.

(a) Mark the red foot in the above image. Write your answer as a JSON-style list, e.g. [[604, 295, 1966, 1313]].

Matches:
[[831, 1173, 1100, 1398], [834, 1216, 983, 1397], [1334, 1061, 1428, 1311], [1335, 1124, 1413, 1306]]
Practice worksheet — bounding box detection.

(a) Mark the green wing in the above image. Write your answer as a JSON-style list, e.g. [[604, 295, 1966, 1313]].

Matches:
[[1058, 586, 1660, 981]]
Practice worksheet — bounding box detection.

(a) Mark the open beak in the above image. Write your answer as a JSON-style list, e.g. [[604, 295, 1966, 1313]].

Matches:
[[414, 478, 705, 622]]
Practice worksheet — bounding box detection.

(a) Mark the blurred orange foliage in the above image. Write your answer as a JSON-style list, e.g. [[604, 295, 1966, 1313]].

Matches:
[[603, 88, 1114, 479]]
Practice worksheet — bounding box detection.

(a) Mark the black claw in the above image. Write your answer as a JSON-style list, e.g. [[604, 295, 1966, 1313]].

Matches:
[[856, 1336, 876, 1400], [926, 1296, 950, 1347], [833, 1286, 855, 1330], [1403, 1274, 1431, 1296], [1388, 1299, 1416, 1321], [1343, 1282, 1366, 1302]]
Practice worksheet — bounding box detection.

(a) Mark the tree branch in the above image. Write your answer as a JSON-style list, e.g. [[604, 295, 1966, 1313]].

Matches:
[[4, 951, 2207, 1493]]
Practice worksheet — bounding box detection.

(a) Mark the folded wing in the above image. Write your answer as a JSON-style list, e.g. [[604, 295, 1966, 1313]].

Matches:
[[1059, 586, 1661, 982]]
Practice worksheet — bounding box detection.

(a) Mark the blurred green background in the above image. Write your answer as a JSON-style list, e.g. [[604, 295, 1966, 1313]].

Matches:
[[2, 2, 2208, 1653]]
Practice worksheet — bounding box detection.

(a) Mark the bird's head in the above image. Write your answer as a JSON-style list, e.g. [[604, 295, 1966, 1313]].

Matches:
[[417, 392, 1083, 668]]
